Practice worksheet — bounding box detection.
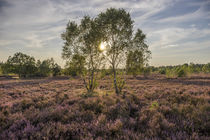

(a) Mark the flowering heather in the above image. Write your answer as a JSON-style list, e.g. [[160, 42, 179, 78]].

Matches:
[[0, 75, 210, 139]]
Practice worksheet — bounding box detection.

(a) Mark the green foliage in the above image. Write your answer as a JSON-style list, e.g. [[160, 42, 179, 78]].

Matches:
[[202, 63, 210, 73], [176, 67, 188, 77], [0, 62, 2, 75], [126, 50, 144, 76], [188, 63, 201, 73], [156, 62, 210, 78], [61, 15, 105, 94], [52, 64, 61, 76], [36, 59, 52, 77], [36, 58, 61, 77], [100, 68, 112, 79], [126, 29, 151, 77], [96, 8, 152, 94], [65, 54, 86, 76], [116, 73, 126, 94], [3, 52, 37, 77], [166, 68, 177, 78], [0, 62, 13, 75], [143, 67, 151, 77], [110, 70, 126, 94], [61, 8, 152, 94], [150, 101, 159, 110], [97, 8, 133, 94], [1, 53, 61, 78], [159, 68, 166, 74]]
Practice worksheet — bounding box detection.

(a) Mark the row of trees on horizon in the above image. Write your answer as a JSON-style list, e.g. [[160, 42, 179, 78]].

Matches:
[[1, 52, 209, 77], [0, 52, 61, 78]]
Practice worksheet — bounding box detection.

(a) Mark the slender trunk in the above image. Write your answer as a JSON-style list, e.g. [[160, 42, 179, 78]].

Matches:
[[111, 35, 119, 94], [90, 69, 94, 93], [113, 68, 119, 94], [89, 52, 94, 93], [82, 77, 89, 91]]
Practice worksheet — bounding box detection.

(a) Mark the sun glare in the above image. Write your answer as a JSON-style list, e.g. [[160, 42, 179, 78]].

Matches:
[[99, 42, 106, 51]]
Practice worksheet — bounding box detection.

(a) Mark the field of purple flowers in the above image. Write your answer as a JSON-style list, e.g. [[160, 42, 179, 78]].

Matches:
[[0, 74, 210, 139]]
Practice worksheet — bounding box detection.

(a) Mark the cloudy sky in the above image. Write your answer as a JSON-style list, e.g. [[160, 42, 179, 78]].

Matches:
[[0, 0, 210, 67]]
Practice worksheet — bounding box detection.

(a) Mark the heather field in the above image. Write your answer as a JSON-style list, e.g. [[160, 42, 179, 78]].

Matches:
[[0, 74, 210, 139]]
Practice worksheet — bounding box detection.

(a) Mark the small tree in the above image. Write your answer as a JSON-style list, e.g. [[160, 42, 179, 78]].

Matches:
[[36, 58, 57, 77], [96, 8, 133, 94], [65, 54, 86, 76], [126, 29, 151, 77], [52, 63, 61, 76], [97, 8, 151, 94], [61, 16, 104, 94], [5, 52, 37, 77], [126, 50, 144, 76]]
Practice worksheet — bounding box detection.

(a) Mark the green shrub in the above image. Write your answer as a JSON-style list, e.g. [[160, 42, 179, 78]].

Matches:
[[159, 69, 166, 74], [177, 68, 187, 77], [202, 63, 210, 73], [100, 69, 112, 79], [150, 101, 159, 110], [166, 68, 176, 78], [143, 67, 151, 77]]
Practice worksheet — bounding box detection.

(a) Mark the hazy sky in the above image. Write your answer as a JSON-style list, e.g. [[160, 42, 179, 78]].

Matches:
[[0, 0, 210, 67]]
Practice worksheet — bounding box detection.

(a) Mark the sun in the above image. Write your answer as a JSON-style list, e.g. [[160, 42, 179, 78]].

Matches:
[[99, 42, 106, 51]]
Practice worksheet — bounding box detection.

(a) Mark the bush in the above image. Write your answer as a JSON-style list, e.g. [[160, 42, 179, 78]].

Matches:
[[100, 69, 112, 79], [166, 68, 176, 78], [202, 63, 210, 73], [177, 68, 187, 77], [63, 54, 86, 77], [158, 68, 166, 74], [143, 67, 151, 77], [35, 58, 62, 77]]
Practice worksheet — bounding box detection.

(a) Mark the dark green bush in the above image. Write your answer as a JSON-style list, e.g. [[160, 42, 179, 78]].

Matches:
[[177, 68, 187, 77]]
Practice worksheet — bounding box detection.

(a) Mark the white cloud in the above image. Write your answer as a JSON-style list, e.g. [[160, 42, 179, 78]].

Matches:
[[0, 0, 177, 50], [147, 27, 210, 51], [155, 1, 210, 24], [162, 44, 178, 49], [190, 24, 196, 27], [0, 0, 209, 66], [0, 40, 13, 46]]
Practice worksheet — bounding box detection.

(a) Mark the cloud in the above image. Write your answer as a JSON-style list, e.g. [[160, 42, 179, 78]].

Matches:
[[155, 1, 210, 24], [147, 27, 210, 51], [190, 24, 196, 27], [162, 44, 178, 49], [0, 0, 209, 66]]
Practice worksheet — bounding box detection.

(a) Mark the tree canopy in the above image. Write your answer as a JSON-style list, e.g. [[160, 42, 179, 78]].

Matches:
[[62, 8, 151, 94], [62, 16, 105, 93]]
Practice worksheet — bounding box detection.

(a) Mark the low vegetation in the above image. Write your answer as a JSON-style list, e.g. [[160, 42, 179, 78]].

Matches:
[[0, 75, 209, 139]]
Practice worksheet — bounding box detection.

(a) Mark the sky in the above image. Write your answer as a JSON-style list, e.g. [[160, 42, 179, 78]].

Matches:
[[0, 0, 210, 67]]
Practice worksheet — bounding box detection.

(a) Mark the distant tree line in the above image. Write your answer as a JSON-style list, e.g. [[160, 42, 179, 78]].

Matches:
[[0, 52, 61, 78], [149, 63, 210, 78]]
